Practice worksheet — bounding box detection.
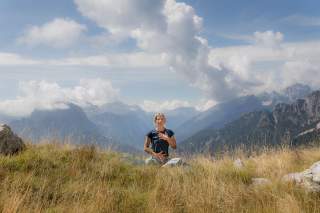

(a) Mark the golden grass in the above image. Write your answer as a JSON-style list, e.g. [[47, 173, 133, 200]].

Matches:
[[0, 142, 320, 212]]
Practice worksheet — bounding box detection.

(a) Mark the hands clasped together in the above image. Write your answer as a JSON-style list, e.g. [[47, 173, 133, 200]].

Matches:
[[153, 132, 169, 162]]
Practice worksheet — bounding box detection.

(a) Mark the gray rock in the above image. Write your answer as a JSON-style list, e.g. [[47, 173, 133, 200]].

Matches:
[[233, 158, 244, 169], [301, 169, 313, 179], [301, 179, 320, 192], [282, 172, 304, 183], [252, 178, 271, 186], [282, 161, 320, 192], [0, 124, 25, 155], [312, 174, 320, 183], [310, 161, 320, 174]]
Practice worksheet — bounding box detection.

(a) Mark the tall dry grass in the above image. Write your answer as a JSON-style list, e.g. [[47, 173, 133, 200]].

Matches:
[[0, 142, 320, 212]]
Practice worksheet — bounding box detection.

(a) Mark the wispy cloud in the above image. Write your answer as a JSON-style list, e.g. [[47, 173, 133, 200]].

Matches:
[[140, 100, 192, 112], [17, 18, 87, 48], [253, 31, 283, 47], [48, 52, 166, 67], [215, 33, 253, 43], [218, 30, 284, 46], [140, 99, 217, 112], [0, 53, 40, 66], [0, 52, 165, 68]]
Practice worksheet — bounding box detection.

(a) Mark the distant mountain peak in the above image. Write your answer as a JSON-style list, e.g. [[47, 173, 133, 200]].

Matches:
[[282, 83, 312, 102]]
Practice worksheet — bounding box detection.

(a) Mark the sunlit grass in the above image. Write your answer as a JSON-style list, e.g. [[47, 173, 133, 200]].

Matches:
[[0, 141, 320, 212]]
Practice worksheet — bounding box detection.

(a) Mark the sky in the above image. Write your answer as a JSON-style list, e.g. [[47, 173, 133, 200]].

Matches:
[[0, 0, 320, 116]]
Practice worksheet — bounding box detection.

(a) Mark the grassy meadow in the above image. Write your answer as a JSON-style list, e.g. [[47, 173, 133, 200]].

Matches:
[[1, 141, 320, 213]]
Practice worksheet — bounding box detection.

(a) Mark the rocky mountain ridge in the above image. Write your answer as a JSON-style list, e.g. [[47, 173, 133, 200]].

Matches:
[[180, 91, 320, 154]]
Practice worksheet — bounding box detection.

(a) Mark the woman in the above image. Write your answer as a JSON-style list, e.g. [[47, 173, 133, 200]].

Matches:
[[144, 112, 177, 165]]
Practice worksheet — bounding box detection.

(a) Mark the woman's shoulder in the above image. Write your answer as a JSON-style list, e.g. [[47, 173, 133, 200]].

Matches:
[[146, 129, 157, 136], [165, 128, 175, 136]]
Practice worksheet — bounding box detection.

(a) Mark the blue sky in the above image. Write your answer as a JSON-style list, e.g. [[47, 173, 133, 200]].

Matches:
[[0, 0, 320, 115]]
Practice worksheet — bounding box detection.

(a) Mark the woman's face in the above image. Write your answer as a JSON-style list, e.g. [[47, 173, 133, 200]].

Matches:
[[155, 115, 166, 127]]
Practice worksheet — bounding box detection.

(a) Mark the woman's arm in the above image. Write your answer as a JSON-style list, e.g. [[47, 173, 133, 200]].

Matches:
[[144, 136, 154, 155], [144, 136, 167, 161], [159, 133, 177, 149]]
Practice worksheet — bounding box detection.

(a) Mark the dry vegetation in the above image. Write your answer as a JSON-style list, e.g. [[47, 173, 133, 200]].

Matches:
[[1, 141, 320, 213]]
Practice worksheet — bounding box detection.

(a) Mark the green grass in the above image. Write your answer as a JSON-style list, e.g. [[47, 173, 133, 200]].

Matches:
[[1, 142, 320, 212]]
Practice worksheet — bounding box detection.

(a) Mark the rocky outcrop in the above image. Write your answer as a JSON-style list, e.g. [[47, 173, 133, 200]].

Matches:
[[282, 161, 320, 192], [0, 124, 25, 155]]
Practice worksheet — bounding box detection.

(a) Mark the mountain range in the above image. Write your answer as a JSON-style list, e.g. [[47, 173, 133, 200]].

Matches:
[[0, 83, 317, 154], [180, 90, 320, 154], [175, 83, 312, 141]]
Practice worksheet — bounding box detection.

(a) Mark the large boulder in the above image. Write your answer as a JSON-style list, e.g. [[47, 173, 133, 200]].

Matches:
[[0, 124, 25, 155], [282, 161, 320, 192]]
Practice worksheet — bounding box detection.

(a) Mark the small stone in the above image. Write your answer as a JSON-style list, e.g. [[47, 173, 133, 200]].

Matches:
[[301, 179, 320, 192], [252, 178, 271, 186], [301, 169, 313, 179], [233, 158, 244, 169], [312, 174, 320, 183], [282, 173, 303, 183]]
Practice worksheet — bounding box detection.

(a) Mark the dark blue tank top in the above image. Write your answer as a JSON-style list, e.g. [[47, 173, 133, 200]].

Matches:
[[146, 128, 174, 157]]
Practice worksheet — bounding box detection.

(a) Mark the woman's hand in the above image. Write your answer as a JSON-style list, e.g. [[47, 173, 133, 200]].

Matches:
[[158, 133, 177, 149], [158, 132, 170, 141], [153, 151, 167, 162]]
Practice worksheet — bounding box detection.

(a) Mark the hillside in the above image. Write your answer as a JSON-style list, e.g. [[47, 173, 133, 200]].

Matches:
[[180, 91, 320, 154], [8, 104, 140, 153], [175, 84, 312, 141], [1, 142, 320, 212], [9, 103, 105, 145]]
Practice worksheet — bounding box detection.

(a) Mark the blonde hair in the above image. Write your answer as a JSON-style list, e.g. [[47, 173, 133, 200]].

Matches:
[[153, 112, 166, 124]]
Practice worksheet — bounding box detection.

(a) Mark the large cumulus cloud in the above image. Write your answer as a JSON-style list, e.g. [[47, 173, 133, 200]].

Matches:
[[74, 0, 239, 102]]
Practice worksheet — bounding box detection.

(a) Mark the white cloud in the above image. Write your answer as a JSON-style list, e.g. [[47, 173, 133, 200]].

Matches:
[[219, 30, 284, 47], [75, 0, 238, 102], [48, 52, 166, 67], [209, 34, 320, 93], [194, 99, 217, 112], [0, 51, 165, 68], [18, 18, 87, 48], [0, 79, 119, 117], [74, 0, 166, 35], [140, 100, 192, 112], [253, 31, 283, 47], [140, 98, 217, 112], [10, 1, 320, 104], [0, 53, 40, 66], [282, 60, 320, 89]]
